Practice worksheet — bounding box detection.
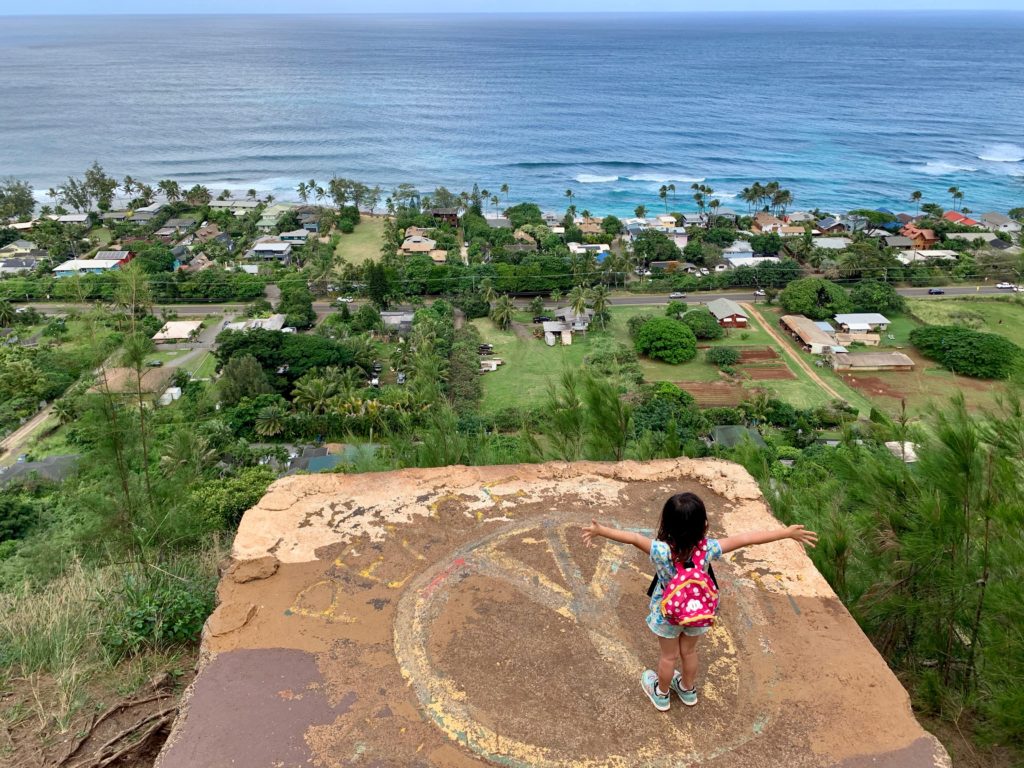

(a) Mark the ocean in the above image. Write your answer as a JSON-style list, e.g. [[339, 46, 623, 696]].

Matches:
[[2, 12, 1023, 216]]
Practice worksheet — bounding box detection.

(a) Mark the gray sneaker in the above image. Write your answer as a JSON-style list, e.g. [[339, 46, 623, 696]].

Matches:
[[670, 671, 698, 706]]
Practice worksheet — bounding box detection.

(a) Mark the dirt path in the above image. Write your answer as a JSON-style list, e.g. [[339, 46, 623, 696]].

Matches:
[[0, 404, 54, 463], [510, 320, 534, 342], [742, 303, 845, 402]]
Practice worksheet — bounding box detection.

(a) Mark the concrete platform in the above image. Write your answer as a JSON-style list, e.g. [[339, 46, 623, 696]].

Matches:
[[156, 459, 950, 768]]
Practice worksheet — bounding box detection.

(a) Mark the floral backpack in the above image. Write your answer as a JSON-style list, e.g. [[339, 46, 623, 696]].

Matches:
[[659, 539, 719, 627]]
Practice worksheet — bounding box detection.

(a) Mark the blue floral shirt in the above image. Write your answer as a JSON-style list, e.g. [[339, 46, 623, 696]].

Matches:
[[646, 538, 722, 638]]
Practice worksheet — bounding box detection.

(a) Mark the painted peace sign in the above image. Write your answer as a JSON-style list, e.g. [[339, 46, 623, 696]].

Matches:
[[393, 515, 777, 768]]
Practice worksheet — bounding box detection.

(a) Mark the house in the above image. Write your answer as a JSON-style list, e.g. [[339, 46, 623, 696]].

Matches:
[[404, 226, 432, 238], [298, 212, 321, 232], [279, 229, 309, 245], [780, 314, 842, 355], [429, 208, 460, 227], [942, 211, 980, 227], [945, 231, 1003, 246], [723, 240, 754, 254], [901, 225, 939, 250], [777, 225, 806, 236], [785, 211, 817, 224], [882, 235, 914, 250], [0, 239, 37, 255], [567, 242, 611, 261], [708, 425, 767, 449], [209, 199, 261, 216], [896, 249, 959, 265], [152, 320, 203, 343], [224, 314, 289, 333], [56, 213, 90, 226], [245, 238, 292, 262], [649, 260, 680, 273], [978, 212, 1021, 233], [0, 256, 43, 275], [257, 203, 295, 232], [0, 454, 80, 487], [54, 252, 134, 277], [577, 217, 603, 235], [706, 298, 748, 328], [752, 212, 786, 234], [399, 235, 436, 255], [833, 313, 891, 331], [830, 351, 914, 372], [381, 310, 416, 334], [101, 210, 130, 224], [816, 217, 846, 234], [724, 254, 780, 269], [486, 216, 512, 229], [811, 236, 852, 251]]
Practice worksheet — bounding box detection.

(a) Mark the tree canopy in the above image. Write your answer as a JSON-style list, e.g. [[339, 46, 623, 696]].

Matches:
[[779, 277, 851, 320], [910, 326, 1022, 379], [633, 317, 697, 364]]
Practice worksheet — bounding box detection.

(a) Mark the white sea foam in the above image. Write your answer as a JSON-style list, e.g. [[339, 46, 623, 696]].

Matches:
[[625, 174, 705, 183], [978, 143, 1024, 163], [914, 161, 977, 176], [574, 174, 619, 183]]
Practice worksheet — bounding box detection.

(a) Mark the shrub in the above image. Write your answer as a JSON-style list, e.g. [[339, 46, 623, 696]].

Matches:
[[850, 279, 905, 314], [633, 317, 697, 364], [682, 309, 724, 340], [703, 406, 744, 425], [627, 314, 652, 338], [338, 218, 356, 234], [705, 347, 740, 367], [910, 325, 1022, 379]]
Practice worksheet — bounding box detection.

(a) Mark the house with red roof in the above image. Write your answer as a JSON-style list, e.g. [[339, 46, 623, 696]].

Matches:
[[900, 224, 939, 250], [942, 211, 980, 227]]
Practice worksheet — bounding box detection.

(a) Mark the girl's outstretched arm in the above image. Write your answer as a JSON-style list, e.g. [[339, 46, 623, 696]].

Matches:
[[719, 524, 817, 555], [581, 520, 653, 555]]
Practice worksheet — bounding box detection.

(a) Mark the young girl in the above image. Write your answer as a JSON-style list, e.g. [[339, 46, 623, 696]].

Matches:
[[582, 492, 817, 711]]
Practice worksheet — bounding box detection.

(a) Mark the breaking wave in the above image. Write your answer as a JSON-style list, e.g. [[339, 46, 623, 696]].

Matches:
[[978, 143, 1024, 163], [574, 174, 620, 183], [914, 161, 978, 176], [625, 174, 706, 183]]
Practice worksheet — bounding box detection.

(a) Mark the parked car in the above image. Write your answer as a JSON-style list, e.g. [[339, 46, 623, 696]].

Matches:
[[754, 289, 767, 297], [927, 288, 945, 295], [336, 296, 354, 304], [668, 292, 687, 299], [699, 268, 710, 276], [996, 282, 1015, 289], [370, 376, 380, 388], [146, 360, 164, 367], [397, 372, 406, 385], [532, 315, 552, 323]]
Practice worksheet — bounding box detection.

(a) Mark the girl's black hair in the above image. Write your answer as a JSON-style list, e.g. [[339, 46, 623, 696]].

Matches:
[[657, 492, 708, 562]]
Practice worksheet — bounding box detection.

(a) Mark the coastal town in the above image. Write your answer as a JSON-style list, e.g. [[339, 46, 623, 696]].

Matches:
[[1, 167, 1022, 768]]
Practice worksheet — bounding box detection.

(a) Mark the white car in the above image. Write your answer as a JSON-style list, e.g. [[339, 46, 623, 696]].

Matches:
[[669, 291, 687, 299], [996, 282, 1015, 289], [699, 268, 710, 276], [336, 296, 355, 304], [754, 289, 767, 297]]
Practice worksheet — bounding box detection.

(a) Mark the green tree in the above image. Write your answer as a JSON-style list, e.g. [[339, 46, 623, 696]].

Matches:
[[219, 354, 274, 406], [705, 347, 740, 367], [634, 317, 698, 364], [582, 374, 632, 461], [0, 300, 14, 328], [634, 205, 647, 219], [632, 229, 679, 265], [910, 326, 1021, 379], [849, 280, 905, 313], [681, 308, 724, 340], [779, 277, 851, 320], [366, 261, 392, 309], [0, 177, 35, 220]]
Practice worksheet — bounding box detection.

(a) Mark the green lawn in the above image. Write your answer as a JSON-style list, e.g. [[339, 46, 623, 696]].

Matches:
[[87, 227, 113, 247], [144, 349, 189, 365], [906, 297, 1024, 344], [186, 352, 218, 380], [334, 216, 386, 266]]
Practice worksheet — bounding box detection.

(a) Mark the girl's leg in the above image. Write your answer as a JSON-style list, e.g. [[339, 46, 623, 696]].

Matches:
[[656, 636, 680, 694], [677, 633, 701, 690]]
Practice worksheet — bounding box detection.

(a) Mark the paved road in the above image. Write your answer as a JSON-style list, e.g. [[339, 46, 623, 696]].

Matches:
[[22, 284, 1012, 318]]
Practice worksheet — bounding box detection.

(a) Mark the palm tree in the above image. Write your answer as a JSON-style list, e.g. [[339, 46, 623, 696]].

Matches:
[[297, 181, 309, 203], [948, 186, 963, 212], [53, 398, 77, 425], [158, 179, 180, 202], [292, 377, 336, 415], [668, 183, 677, 203], [480, 278, 497, 305], [590, 284, 610, 329], [490, 194, 500, 213], [0, 300, 14, 328], [255, 404, 288, 437], [490, 294, 515, 330], [659, 185, 669, 211], [247, 188, 258, 201], [910, 190, 922, 211], [568, 285, 589, 318], [500, 183, 509, 202], [564, 189, 575, 209], [634, 204, 647, 219], [122, 176, 135, 197], [550, 288, 563, 305], [708, 198, 721, 225]]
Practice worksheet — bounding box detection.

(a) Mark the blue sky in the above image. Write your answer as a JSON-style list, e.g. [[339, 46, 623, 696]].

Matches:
[[2, 1, 1022, 12]]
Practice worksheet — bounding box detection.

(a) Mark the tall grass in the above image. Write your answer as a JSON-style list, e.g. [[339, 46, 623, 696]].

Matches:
[[0, 544, 222, 730]]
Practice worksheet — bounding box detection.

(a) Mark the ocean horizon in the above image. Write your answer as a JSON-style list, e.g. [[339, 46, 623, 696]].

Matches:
[[2, 12, 1023, 216]]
